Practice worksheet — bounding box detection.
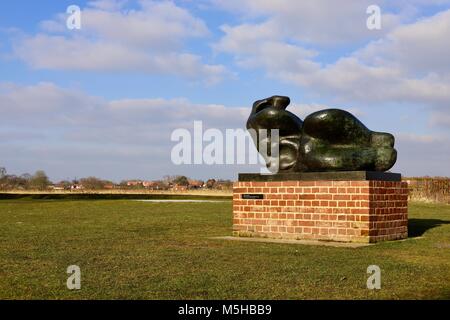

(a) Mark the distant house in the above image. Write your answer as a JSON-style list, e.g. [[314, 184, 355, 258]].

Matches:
[[142, 181, 159, 190], [71, 184, 83, 190], [214, 180, 233, 190], [127, 180, 143, 187], [172, 184, 188, 192], [142, 181, 156, 188], [188, 180, 204, 189]]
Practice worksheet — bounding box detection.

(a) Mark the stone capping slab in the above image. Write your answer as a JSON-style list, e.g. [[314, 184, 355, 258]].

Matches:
[[239, 171, 401, 182], [212, 236, 372, 248]]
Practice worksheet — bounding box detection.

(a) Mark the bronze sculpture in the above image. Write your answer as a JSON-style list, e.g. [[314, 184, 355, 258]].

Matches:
[[247, 96, 397, 172]]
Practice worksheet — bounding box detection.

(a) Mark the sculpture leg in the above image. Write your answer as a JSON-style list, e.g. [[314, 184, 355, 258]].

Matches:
[[300, 109, 397, 172], [300, 134, 397, 172]]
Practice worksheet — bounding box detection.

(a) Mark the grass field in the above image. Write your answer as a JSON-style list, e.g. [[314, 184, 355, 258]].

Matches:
[[0, 198, 449, 300]]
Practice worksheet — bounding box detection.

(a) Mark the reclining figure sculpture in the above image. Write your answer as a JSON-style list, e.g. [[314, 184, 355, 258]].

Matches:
[[247, 96, 397, 172]]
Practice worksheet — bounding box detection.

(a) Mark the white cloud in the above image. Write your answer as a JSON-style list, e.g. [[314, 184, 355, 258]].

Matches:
[[292, 10, 450, 110], [88, 0, 129, 11], [13, 0, 227, 84], [0, 82, 249, 131], [15, 34, 226, 83], [1, 82, 448, 180], [214, 6, 450, 125], [286, 57, 450, 107], [0, 82, 103, 117], [394, 133, 450, 176], [214, 0, 403, 45], [0, 82, 254, 180], [214, 22, 318, 73], [82, 0, 209, 49], [430, 110, 450, 127], [356, 9, 450, 76]]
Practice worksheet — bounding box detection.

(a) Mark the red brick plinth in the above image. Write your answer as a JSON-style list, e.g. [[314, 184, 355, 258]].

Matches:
[[233, 180, 408, 243]]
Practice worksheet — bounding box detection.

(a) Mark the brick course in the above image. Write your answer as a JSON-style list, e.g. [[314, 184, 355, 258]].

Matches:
[[233, 180, 408, 243]]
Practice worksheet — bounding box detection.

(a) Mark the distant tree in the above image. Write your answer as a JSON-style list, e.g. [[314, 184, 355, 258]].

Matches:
[[29, 170, 51, 190], [206, 179, 217, 189], [0, 168, 6, 190], [163, 175, 177, 184], [119, 180, 130, 188], [0, 167, 6, 179], [154, 180, 169, 190], [103, 180, 114, 188], [57, 180, 72, 189], [173, 175, 189, 186], [20, 173, 32, 190], [217, 180, 233, 190], [1, 175, 25, 190], [0, 169, 8, 190], [21, 173, 32, 181], [79, 177, 107, 190]]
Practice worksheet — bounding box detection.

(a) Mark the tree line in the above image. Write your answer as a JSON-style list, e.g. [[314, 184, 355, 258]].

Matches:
[[0, 167, 115, 191], [0, 167, 233, 191], [0, 168, 50, 191]]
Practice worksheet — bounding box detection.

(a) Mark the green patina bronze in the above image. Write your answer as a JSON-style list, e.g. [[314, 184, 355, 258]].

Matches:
[[247, 96, 397, 172]]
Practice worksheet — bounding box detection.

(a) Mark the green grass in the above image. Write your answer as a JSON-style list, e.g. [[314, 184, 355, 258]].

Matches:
[[0, 199, 449, 300]]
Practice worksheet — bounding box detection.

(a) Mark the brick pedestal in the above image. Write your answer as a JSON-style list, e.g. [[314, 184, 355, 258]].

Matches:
[[233, 178, 408, 243]]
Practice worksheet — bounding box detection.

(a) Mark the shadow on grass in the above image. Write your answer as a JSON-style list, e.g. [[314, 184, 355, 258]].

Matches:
[[408, 218, 450, 238]]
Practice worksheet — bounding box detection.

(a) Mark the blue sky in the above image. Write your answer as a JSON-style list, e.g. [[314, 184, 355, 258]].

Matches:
[[1, 0, 449, 182]]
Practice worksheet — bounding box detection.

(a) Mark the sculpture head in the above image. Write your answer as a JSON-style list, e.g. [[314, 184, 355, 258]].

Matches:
[[247, 96, 304, 171]]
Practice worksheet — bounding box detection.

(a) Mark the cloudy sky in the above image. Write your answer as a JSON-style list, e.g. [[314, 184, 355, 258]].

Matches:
[[0, 0, 449, 182]]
